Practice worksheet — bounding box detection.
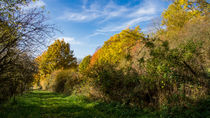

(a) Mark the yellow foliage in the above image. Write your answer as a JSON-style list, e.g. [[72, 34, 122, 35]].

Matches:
[[90, 26, 144, 67], [161, 0, 208, 38]]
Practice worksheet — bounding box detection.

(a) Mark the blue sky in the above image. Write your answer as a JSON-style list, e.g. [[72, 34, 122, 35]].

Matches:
[[27, 0, 170, 59]]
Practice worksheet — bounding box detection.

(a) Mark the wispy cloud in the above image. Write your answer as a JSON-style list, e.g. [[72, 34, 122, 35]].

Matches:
[[86, 0, 161, 37], [57, 37, 82, 45], [59, 0, 128, 22], [61, 11, 100, 22], [59, 0, 159, 22], [128, 0, 157, 17], [59, 0, 165, 38], [88, 16, 154, 37]]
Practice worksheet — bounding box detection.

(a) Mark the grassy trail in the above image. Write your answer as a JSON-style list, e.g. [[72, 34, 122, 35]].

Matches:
[[0, 90, 155, 118]]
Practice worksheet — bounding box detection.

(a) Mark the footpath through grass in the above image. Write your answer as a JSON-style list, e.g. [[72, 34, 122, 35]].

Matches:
[[0, 90, 156, 118], [1, 90, 209, 118]]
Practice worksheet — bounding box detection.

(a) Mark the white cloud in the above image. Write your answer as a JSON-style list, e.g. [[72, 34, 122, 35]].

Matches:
[[61, 11, 100, 22], [59, 1, 128, 22], [128, 0, 157, 17], [85, 0, 164, 37], [59, 0, 165, 38], [21, 0, 45, 10], [59, 0, 159, 23], [91, 16, 154, 36], [57, 37, 82, 45]]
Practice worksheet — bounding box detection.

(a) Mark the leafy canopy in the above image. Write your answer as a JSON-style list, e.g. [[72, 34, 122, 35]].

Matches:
[[161, 0, 209, 37], [36, 39, 77, 77], [90, 26, 144, 66]]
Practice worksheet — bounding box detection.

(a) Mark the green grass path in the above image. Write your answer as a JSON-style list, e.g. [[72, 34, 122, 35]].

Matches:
[[0, 90, 155, 118]]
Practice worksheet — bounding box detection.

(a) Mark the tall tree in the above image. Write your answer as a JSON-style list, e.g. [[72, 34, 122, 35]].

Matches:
[[161, 0, 209, 37], [0, 0, 55, 102], [0, 0, 55, 73], [37, 39, 77, 77], [90, 26, 144, 66]]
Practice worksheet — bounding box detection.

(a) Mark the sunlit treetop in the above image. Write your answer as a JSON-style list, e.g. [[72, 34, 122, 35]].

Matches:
[[35, 39, 77, 76], [79, 55, 92, 74], [90, 26, 145, 66], [161, 0, 209, 37]]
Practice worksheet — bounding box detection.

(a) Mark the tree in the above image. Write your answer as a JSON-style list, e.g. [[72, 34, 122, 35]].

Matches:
[[161, 0, 209, 37], [37, 39, 77, 78], [0, 0, 55, 102], [0, 50, 36, 103], [90, 26, 144, 67], [87, 26, 147, 104], [0, 0, 55, 73]]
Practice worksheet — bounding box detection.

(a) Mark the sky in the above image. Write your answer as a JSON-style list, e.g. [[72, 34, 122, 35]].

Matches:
[[26, 0, 171, 59]]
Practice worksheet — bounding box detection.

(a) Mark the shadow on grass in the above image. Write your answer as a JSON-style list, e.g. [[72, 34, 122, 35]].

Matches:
[[1, 90, 209, 118], [0, 90, 155, 118]]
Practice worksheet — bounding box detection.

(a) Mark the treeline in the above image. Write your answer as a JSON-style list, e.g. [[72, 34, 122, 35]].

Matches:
[[34, 0, 210, 113], [0, 0, 55, 103]]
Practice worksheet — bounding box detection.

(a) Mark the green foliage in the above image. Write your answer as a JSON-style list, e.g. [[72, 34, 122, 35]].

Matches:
[[158, 96, 210, 118], [138, 39, 206, 104], [132, 15, 209, 107]]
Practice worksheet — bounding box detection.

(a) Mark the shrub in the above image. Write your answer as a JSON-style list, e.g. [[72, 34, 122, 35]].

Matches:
[[52, 69, 81, 94], [79, 55, 91, 75], [87, 16, 210, 108]]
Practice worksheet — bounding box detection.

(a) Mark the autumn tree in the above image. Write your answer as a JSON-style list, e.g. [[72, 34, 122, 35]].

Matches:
[[161, 0, 209, 37], [0, 50, 37, 103], [87, 26, 147, 103], [36, 39, 77, 78], [90, 26, 144, 67], [0, 0, 55, 102], [0, 0, 55, 73]]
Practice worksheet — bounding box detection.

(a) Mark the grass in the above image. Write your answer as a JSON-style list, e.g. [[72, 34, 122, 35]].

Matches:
[[0, 90, 209, 118], [0, 90, 156, 118]]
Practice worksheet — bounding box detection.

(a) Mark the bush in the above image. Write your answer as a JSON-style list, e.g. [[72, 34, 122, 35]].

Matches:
[[158, 97, 210, 118], [79, 55, 91, 75], [86, 16, 210, 108], [0, 52, 36, 103], [52, 69, 81, 95]]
